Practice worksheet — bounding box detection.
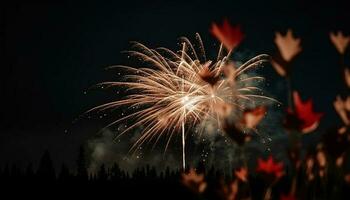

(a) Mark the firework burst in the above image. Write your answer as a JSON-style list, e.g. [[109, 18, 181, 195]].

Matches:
[[87, 34, 276, 169]]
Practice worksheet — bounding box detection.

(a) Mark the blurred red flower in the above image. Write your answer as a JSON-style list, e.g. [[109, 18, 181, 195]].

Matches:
[[256, 156, 284, 179], [285, 91, 324, 133], [198, 61, 220, 86], [181, 168, 207, 194], [210, 19, 244, 51], [280, 194, 297, 200]]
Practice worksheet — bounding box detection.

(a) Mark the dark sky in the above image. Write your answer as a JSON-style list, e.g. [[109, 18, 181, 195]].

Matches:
[[1, 0, 350, 169]]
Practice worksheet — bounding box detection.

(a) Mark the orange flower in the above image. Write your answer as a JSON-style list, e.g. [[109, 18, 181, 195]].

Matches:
[[274, 29, 302, 62], [271, 29, 302, 77], [210, 19, 244, 51], [241, 106, 267, 129], [234, 167, 248, 182], [222, 61, 236, 85], [271, 59, 288, 77], [224, 107, 266, 145], [226, 180, 239, 200], [330, 31, 350, 54], [181, 168, 207, 194], [345, 68, 350, 88], [344, 174, 350, 183], [305, 156, 315, 181], [316, 150, 327, 168], [213, 101, 232, 118], [256, 156, 284, 179], [285, 91, 324, 133], [334, 95, 350, 126]]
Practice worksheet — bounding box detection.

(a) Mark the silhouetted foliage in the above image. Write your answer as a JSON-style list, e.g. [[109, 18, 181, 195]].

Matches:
[[1, 142, 350, 200], [110, 163, 122, 181], [25, 162, 35, 180], [76, 145, 88, 181], [58, 163, 71, 182], [36, 150, 55, 181], [97, 164, 108, 181]]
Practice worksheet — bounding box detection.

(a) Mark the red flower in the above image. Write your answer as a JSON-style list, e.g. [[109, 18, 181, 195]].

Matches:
[[198, 61, 220, 86], [256, 156, 284, 179], [210, 19, 244, 51], [280, 194, 297, 200], [286, 91, 324, 133], [181, 168, 207, 194]]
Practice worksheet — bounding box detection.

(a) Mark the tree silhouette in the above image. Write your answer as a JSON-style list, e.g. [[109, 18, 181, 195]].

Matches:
[[10, 164, 22, 181], [2, 164, 10, 181], [146, 165, 157, 180], [76, 146, 88, 181], [36, 150, 55, 181], [25, 162, 35, 180], [110, 163, 122, 181], [165, 166, 170, 179], [97, 164, 108, 181], [58, 163, 71, 182]]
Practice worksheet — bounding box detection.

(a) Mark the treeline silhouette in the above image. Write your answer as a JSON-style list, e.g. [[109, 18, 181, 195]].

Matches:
[[2, 145, 350, 200], [0, 147, 181, 183], [0, 146, 198, 199]]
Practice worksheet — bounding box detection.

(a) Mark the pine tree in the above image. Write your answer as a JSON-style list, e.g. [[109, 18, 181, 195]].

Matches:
[[110, 163, 122, 181], [76, 146, 88, 181], [25, 162, 34, 179], [37, 150, 56, 181], [97, 164, 108, 181], [58, 163, 71, 181], [2, 164, 10, 181], [10, 164, 22, 181]]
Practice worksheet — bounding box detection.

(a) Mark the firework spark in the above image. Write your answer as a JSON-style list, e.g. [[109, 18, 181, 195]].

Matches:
[[87, 34, 275, 169]]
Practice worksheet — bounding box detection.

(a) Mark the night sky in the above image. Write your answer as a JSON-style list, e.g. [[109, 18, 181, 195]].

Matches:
[[1, 0, 350, 170]]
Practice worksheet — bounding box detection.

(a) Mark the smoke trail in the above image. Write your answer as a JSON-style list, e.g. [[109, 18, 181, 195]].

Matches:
[[87, 128, 180, 173]]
